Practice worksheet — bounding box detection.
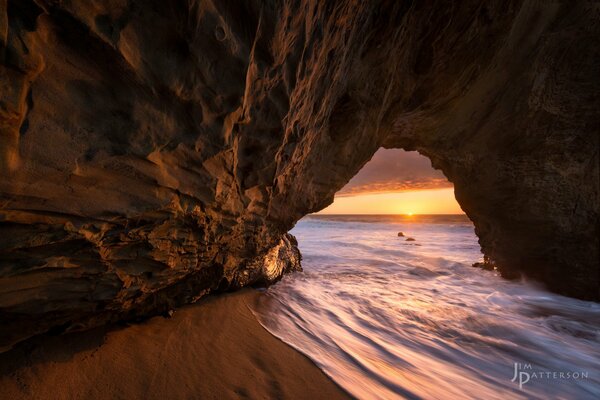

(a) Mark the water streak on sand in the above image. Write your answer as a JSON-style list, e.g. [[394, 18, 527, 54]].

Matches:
[[252, 215, 600, 400]]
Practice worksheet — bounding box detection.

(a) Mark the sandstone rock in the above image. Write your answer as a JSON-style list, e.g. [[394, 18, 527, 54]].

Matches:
[[0, 0, 598, 351], [234, 233, 302, 288]]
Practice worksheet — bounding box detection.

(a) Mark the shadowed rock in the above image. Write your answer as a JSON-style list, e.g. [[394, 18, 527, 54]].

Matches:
[[472, 261, 496, 272], [0, 0, 598, 351]]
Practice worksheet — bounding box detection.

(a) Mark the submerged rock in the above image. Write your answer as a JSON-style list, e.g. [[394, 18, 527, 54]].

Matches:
[[0, 1, 598, 351], [407, 266, 439, 278]]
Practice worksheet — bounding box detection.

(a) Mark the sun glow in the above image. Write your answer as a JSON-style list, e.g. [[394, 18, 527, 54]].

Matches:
[[317, 188, 463, 215]]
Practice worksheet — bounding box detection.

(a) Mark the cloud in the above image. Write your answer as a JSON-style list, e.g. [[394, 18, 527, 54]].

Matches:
[[337, 148, 451, 197]]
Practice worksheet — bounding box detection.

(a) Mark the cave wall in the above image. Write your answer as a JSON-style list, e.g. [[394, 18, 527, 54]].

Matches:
[[0, 0, 598, 351]]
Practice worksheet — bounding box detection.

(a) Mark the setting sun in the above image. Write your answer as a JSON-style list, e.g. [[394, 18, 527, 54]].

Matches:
[[318, 188, 464, 215]]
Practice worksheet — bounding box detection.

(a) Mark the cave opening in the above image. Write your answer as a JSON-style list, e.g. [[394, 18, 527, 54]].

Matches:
[[291, 147, 481, 264], [284, 146, 487, 284], [283, 145, 485, 284], [283, 146, 482, 269]]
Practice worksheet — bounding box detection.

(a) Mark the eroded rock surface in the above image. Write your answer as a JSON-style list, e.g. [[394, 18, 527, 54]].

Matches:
[[0, 0, 598, 351]]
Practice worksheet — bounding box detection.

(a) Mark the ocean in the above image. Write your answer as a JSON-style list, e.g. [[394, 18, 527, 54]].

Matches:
[[251, 214, 600, 399]]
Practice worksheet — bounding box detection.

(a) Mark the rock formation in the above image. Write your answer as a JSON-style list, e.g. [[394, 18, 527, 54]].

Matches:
[[0, 0, 598, 351]]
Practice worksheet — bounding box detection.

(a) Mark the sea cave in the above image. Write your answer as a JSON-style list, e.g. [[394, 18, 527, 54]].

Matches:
[[0, 1, 598, 398]]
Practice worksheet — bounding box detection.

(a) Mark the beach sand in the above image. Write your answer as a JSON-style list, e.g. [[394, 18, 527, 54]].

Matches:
[[0, 290, 350, 399]]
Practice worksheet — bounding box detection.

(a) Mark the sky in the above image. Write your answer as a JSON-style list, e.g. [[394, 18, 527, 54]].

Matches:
[[318, 148, 464, 215]]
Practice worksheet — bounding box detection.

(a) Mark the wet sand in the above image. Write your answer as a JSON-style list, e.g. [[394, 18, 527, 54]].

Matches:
[[0, 290, 350, 400]]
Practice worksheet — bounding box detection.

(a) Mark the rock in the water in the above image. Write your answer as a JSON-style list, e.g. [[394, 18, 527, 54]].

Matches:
[[0, 0, 598, 351], [397, 232, 405, 237], [406, 238, 416, 242], [408, 267, 439, 278], [472, 262, 496, 272]]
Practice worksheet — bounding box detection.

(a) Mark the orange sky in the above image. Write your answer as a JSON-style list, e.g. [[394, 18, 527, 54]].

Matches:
[[318, 149, 464, 215], [337, 148, 452, 196], [318, 188, 463, 215]]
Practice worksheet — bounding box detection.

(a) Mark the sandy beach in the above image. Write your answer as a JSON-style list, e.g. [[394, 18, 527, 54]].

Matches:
[[0, 290, 350, 400]]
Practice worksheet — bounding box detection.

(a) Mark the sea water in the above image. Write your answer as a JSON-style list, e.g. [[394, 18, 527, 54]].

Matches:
[[251, 215, 600, 399]]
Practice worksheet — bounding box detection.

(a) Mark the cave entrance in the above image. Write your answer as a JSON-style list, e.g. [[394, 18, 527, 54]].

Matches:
[[289, 147, 480, 261], [291, 147, 481, 264]]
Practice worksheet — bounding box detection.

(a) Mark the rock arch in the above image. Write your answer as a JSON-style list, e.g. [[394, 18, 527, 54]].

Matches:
[[0, 0, 598, 350]]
